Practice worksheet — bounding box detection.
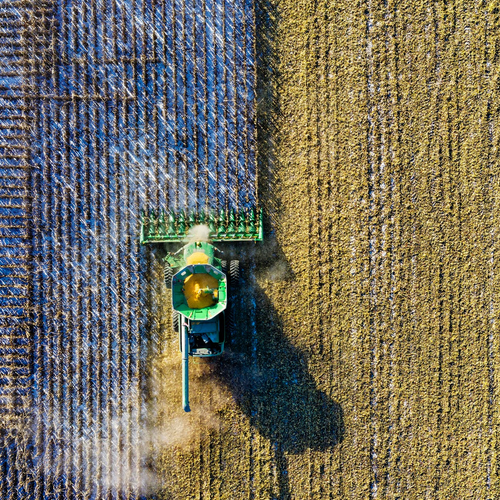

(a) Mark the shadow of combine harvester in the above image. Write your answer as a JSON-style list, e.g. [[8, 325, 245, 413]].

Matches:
[[212, 253, 344, 499]]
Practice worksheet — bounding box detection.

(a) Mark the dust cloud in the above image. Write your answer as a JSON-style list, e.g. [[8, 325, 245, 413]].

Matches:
[[185, 224, 211, 243], [145, 352, 228, 452]]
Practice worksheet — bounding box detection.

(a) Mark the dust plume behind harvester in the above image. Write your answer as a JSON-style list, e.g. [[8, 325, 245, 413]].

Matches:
[[140, 208, 263, 412]]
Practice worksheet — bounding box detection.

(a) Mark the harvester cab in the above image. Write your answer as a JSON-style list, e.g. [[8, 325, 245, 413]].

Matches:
[[140, 208, 263, 412]]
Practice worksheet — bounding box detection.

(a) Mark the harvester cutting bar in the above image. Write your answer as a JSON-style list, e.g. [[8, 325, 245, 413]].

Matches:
[[140, 208, 263, 244]]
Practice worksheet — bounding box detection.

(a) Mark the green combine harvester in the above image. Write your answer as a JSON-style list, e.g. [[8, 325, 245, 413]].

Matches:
[[140, 208, 263, 412]]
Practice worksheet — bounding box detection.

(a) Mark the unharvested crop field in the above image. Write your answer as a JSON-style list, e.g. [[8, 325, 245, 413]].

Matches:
[[1, 0, 500, 498]]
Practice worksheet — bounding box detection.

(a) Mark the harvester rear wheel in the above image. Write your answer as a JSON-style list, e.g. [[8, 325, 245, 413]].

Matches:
[[226, 308, 235, 344], [226, 260, 240, 341], [164, 263, 173, 290]]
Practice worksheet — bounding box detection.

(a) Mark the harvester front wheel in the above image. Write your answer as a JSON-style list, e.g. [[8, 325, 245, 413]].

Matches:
[[230, 260, 240, 287], [164, 263, 173, 290], [173, 311, 179, 331]]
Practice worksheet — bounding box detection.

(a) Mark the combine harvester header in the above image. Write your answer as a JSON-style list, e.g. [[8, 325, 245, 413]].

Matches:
[[140, 208, 263, 244]]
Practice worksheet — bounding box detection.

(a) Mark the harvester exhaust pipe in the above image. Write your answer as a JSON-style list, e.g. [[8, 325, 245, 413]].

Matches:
[[182, 323, 191, 412]]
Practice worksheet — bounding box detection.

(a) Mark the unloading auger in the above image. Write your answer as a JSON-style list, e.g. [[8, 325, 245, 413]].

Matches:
[[140, 208, 263, 412]]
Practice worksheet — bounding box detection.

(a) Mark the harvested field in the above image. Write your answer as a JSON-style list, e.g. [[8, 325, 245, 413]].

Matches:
[[2, 0, 500, 499]]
